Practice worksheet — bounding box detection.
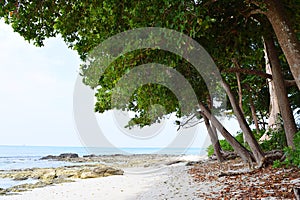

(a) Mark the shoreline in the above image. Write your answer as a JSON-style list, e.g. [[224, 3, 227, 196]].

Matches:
[[0, 153, 206, 199], [0, 163, 200, 200]]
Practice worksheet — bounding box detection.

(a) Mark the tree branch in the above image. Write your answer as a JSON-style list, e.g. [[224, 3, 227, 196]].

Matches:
[[222, 67, 272, 79], [224, 67, 296, 88], [246, 9, 266, 18], [284, 80, 297, 87], [177, 114, 202, 131]]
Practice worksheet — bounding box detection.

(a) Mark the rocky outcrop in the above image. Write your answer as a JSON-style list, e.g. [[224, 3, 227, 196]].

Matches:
[[0, 164, 123, 195], [59, 153, 79, 158], [40, 153, 79, 160]]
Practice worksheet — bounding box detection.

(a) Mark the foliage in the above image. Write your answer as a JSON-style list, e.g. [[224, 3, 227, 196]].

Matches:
[[272, 160, 281, 168], [281, 131, 300, 167], [207, 128, 291, 157], [206, 132, 244, 156], [273, 131, 300, 168], [260, 130, 287, 151], [1, 1, 299, 157], [1, 1, 298, 127], [206, 145, 214, 157]]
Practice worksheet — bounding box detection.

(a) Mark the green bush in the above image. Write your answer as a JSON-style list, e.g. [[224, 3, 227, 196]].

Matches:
[[273, 131, 300, 168], [260, 130, 287, 151], [206, 129, 299, 168], [206, 132, 244, 157], [206, 145, 214, 157], [206, 139, 234, 157], [272, 160, 281, 168]]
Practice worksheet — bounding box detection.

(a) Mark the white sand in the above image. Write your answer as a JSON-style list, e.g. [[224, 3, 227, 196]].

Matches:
[[1, 163, 202, 200]]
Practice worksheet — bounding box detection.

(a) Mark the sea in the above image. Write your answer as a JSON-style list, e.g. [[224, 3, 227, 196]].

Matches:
[[0, 145, 206, 189]]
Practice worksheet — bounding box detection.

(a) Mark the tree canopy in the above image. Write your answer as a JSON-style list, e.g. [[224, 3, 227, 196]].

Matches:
[[1, 0, 299, 166]]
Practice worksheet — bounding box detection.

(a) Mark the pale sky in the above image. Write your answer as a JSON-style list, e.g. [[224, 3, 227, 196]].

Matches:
[[0, 20, 241, 148]]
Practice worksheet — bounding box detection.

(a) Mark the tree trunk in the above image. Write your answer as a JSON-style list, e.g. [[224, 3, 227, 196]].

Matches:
[[202, 113, 224, 162], [264, 36, 297, 148], [265, 47, 281, 132], [199, 103, 254, 167], [235, 71, 248, 144], [235, 72, 244, 113], [265, 0, 300, 90], [249, 94, 260, 134], [232, 58, 245, 115], [203, 97, 224, 162], [243, 84, 260, 134], [221, 79, 265, 166]]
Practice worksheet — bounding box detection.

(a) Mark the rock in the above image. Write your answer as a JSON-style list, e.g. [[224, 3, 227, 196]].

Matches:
[[80, 171, 99, 179], [83, 154, 97, 158], [55, 168, 80, 179], [93, 167, 106, 176], [40, 169, 56, 181], [40, 155, 57, 160], [40, 153, 79, 160], [12, 174, 29, 181], [105, 167, 124, 175], [58, 153, 79, 159], [93, 166, 124, 176]]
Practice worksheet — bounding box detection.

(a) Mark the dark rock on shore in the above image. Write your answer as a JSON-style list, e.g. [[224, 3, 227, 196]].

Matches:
[[59, 153, 79, 158], [83, 154, 97, 158], [40, 153, 79, 160], [40, 155, 57, 160]]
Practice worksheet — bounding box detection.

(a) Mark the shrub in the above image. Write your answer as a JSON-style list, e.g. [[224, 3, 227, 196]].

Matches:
[[206, 145, 214, 157], [273, 131, 300, 168], [206, 132, 244, 157], [260, 130, 287, 151]]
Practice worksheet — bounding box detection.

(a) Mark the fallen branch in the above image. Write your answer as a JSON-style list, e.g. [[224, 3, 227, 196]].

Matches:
[[218, 170, 252, 177], [294, 187, 300, 200]]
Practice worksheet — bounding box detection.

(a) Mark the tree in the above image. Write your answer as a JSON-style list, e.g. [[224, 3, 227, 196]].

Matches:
[[199, 103, 254, 166], [221, 79, 265, 166], [1, 0, 299, 166], [263, 0, 300, 90], [264, 35, 298, 148]]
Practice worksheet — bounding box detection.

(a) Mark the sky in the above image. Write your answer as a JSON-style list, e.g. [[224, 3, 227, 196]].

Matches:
[[0, 20, 241, 148]]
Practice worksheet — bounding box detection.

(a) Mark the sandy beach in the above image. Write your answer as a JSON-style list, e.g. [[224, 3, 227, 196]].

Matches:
[[1, 162, 201, 200], [0, 154, 204, 200]]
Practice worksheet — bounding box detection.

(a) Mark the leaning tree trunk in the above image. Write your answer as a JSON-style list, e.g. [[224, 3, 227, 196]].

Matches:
[[202, 113, 224, 162], [265, 0, 300, 90], [211, 124, 222, 156], [264, 36, 298, 149], [199, 103, 254, 167], [221, 79, 265, 166], [202, 97, 224, 162]]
